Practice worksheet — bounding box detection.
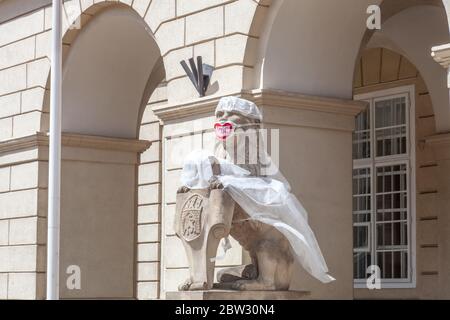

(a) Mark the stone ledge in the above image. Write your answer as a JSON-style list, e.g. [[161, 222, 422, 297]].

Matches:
[[153, 89, 366, 122], [244, 89, 366, 117], [0, 132, 152, 155], [431, 43, 450, 68], [425, 132, 450, 146], [61, 133, 151, 153], [166, 290, 310, 300]]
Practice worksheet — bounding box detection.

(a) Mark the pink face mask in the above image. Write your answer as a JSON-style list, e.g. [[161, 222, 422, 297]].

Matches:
[[214, 121, 235, 141]]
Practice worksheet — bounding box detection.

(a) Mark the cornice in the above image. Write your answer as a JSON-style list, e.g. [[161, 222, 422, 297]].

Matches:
[[61, 133, 151, 153], [153, 89, 366, 122], [0, 132, 48, 154], [0, 132, 151, 154], [431, 43, 450, 68], [153, 95, 222, 122], [243, 89, 366, 116]]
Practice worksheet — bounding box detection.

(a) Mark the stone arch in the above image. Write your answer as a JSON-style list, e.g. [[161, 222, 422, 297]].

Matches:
[[40, 1, 166, 137], [357, 0, 448, 62], [358, 2, 450, 132], [38, 1, 166, 299], [247, 0, 387, 97], [244, 0, 450, 131], [438, 0, 450, 31]]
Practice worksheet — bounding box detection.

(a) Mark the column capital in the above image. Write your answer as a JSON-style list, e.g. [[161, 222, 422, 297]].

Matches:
[[432, 43, 450, 69]]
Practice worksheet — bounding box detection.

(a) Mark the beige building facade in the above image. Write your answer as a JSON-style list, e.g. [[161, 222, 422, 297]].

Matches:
[[0, 0, 450, 300]]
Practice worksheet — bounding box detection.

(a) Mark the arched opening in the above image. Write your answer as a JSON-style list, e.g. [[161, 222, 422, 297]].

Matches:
[[62, 6, 162, 138], [351, 3, 449, 298], [43, 4, 165, 299], [358, 3, 450, 132], [253, 0, 449, 125], [245, 0, 450, 299], [353, 47, 441, 298], [255, 0, 383, 98]]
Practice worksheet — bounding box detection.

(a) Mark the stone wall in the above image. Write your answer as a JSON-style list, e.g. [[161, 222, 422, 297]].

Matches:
[[1, 0, 449, 300], [0, 143, 47, 299], [0, 0, 267, 300], [136, 84, 165, 299]]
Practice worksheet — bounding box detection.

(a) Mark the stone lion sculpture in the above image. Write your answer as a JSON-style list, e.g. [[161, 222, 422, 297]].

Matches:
[[176, 97, 334, 292]]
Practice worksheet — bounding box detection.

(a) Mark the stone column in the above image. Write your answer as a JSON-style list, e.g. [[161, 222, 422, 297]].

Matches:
[[426, 133, 450, 299], [54, 133, 150, 299]]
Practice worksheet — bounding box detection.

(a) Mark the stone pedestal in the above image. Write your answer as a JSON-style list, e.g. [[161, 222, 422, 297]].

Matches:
[[175, 189, 235, 291], [166, 290, 310, 300]]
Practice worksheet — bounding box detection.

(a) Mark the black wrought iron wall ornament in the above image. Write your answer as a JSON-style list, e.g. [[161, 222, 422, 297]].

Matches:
[[180, 56, 214, 97]]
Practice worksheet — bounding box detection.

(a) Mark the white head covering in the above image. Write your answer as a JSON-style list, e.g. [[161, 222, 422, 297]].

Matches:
[[216, 96, 263, 121]]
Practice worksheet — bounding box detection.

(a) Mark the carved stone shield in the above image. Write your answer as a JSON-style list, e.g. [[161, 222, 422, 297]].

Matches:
[[181, 194, 204, 242]]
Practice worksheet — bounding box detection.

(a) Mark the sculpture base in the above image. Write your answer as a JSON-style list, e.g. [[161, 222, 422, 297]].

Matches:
[[166, 290, 310, 300]]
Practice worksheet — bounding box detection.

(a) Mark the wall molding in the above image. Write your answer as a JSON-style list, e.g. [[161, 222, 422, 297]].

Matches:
[[153, 89, 366, 122], [432, 43, 450, 68], [245, 89, 366, 116], [0, 132, 151, 155], [426, 132, 450, 145]]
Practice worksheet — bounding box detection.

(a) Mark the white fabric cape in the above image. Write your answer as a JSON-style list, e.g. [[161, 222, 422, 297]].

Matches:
[[180, 149, 335, 284]]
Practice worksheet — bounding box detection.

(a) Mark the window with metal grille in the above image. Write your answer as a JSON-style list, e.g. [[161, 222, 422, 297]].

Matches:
[[353, 86, 416, 288]]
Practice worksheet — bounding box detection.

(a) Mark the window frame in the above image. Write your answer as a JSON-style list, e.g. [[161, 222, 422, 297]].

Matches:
[[353, 85, 416, 289]]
